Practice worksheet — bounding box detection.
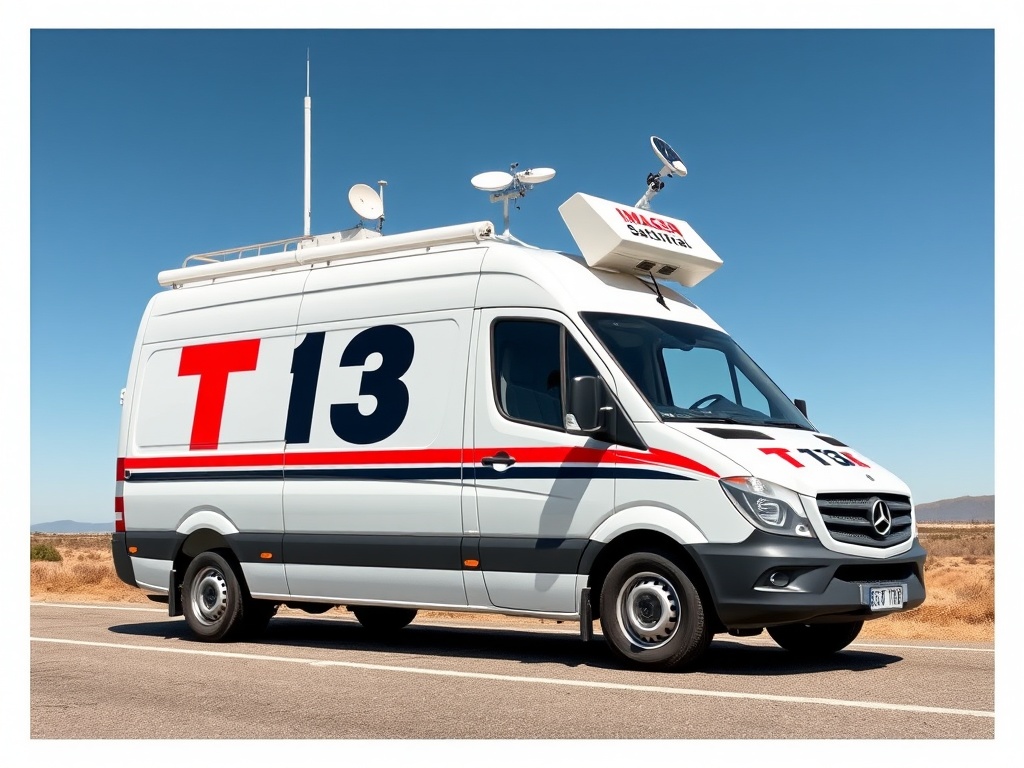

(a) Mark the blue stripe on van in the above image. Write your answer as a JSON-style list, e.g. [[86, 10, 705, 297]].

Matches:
[[124, 466, 695, 482]]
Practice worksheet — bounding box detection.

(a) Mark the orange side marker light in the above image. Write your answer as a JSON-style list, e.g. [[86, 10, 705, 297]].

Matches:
[[260, 552, 273, 560], [128, 546, 138, 554], [464, 559, 479, 568]]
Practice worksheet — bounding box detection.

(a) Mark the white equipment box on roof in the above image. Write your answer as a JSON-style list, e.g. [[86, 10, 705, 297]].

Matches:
[[559, 192, 723, 287]]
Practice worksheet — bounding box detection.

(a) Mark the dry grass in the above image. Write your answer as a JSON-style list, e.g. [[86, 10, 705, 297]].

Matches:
[[859, 523, 994, 642], [30, 534, 148, 603], [30, 525, 995, 642]]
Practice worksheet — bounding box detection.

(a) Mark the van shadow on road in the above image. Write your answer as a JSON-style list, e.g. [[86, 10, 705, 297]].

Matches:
[[107, 615, 902, 677]]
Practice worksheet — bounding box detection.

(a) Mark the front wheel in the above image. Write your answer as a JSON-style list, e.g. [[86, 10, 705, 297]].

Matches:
[[767, 621, 863, 656], [599, 551, 711, 671]]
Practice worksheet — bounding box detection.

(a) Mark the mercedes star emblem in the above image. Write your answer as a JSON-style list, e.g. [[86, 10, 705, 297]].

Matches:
[[871, 499, 893, 536]]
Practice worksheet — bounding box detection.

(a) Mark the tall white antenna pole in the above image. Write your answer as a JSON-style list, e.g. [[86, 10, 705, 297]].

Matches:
[[303, 50, 312, 237]]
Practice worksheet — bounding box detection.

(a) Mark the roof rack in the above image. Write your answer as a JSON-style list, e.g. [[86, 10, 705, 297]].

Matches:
[[159, 221, 495, 288], [182, 234, 317, 268]]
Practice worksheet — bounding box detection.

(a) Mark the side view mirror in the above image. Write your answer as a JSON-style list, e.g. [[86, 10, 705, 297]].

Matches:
[[567, 375, 612, 433], [794, 398, 808, 418]]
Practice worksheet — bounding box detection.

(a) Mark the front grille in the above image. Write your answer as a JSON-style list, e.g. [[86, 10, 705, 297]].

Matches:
[[815, 493, 913, 548]]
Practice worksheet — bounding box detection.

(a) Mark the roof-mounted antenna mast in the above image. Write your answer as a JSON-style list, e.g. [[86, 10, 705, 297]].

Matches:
[[304, 50, 312, 237]]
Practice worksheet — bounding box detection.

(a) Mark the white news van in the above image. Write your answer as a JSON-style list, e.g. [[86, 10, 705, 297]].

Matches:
[[112, 162, 925, 671]]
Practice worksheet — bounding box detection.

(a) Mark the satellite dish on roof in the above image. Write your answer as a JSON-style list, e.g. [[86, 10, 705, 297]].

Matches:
[[470, 162, 557, 242], [515, 167, 556, 185], [471, 170, 515, 192], [348, 183, 383, 220], [636, 135, 688, 211], [651, 136, 687, 176]]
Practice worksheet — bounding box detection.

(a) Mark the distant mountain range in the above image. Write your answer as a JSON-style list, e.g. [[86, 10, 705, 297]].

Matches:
[[30, 494, 995, 533], [915, 495, 994, 523], [31, 519, 114, 533]]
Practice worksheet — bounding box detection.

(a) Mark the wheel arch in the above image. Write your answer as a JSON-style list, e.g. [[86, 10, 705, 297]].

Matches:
[[584, 528, 724, 634], [171, 511, 245, 599]]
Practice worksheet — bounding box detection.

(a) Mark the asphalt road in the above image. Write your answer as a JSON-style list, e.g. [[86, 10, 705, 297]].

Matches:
[[30, 601, 994, 741]]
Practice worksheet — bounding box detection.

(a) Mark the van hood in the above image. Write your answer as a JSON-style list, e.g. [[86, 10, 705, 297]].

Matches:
[[666, 422, 912, 499]]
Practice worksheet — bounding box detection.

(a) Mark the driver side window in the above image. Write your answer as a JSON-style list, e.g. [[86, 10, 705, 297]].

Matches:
[[492, 319, 599, 431]]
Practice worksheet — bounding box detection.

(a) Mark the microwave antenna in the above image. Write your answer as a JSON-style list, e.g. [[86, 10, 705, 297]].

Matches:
[[636, 136, 687, 211], [348, 183, 384, 230], [470, 164, 556, 242]]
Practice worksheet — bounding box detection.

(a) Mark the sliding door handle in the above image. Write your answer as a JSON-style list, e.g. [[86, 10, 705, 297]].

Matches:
[[480, 451, 516, 469]]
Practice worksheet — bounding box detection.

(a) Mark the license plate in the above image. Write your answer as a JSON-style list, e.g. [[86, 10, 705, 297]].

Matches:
[[866, 584, 906, 611]]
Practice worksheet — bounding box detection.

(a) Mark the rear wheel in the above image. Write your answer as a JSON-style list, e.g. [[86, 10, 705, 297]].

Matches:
[[351, 606, 418, 634], [182, 551, 272, 641], [767, 621, 863, 656], [599, 550, 710, 671]]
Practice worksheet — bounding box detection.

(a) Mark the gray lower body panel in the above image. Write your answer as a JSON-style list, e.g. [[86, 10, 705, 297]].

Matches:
[[686, 531, 927, 629]]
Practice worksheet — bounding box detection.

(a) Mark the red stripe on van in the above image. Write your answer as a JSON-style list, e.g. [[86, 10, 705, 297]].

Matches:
[[466, 446, 614, 465], [122, 445, 717, 477], [617, 448, 718, 478]]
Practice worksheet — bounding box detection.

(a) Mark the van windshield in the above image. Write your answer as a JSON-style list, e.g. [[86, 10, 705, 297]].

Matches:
[[581, 312, 814, 430]]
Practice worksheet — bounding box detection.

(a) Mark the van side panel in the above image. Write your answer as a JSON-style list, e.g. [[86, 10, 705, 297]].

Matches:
[[279, 247, 484, 605], [121, 271, 308, 595]]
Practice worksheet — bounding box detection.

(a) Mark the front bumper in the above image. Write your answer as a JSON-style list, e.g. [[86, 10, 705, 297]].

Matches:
[[686, 530, 926, 629]]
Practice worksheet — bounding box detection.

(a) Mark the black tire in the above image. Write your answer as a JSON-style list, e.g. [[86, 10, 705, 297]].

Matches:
[[767, 621, 864, 656], [181, 551, 268, 642], [351, 606, 418, 634], [599, 550, 710, 671]]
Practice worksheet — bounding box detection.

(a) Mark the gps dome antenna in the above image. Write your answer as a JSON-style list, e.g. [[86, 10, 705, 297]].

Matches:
[[376, 180, 387, 233], [470, 164, 557, 243], [636, 136, 687, 211]]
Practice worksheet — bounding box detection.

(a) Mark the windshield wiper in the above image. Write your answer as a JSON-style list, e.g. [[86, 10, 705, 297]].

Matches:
[[661, 413, 743, 424], [760, 419, 812, 430]]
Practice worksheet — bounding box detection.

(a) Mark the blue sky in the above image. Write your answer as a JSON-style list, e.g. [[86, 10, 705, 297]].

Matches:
[[24, 27, 994, 523]]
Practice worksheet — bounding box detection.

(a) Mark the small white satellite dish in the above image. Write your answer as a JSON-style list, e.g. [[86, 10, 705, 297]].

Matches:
[[651, 136, 687, 176], [636, 136, 689, 211], [348, 183, 383, 220], [471, 170, 514, 192], [515, 167, 557, 184]]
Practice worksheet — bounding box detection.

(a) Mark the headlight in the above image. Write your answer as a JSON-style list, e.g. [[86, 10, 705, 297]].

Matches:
[[720, 476, 815, 538]]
